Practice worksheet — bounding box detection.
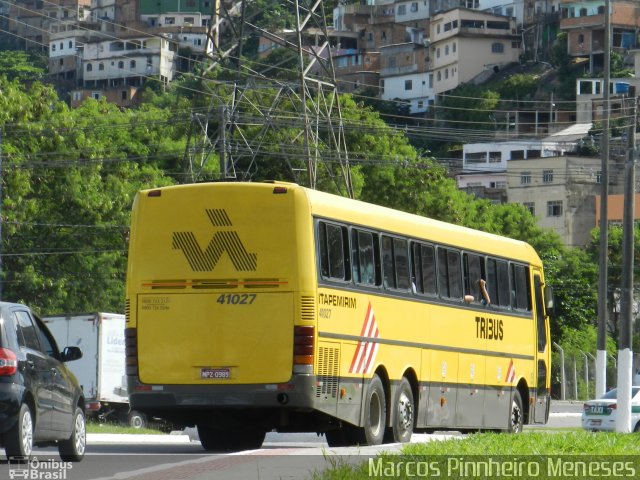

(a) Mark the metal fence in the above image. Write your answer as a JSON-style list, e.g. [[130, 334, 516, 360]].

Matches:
[[552, 343, 640, 401]]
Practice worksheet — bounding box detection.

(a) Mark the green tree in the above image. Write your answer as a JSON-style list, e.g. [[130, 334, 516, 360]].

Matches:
[[0, 51, 46, 82], [0, 79, 178, 313]]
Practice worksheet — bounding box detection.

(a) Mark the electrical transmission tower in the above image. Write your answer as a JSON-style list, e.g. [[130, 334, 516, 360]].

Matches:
[[183, 0, 353, 198]]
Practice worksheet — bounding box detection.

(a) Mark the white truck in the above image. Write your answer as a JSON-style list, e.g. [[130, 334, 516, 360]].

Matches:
[[43, 312, 147, 428]]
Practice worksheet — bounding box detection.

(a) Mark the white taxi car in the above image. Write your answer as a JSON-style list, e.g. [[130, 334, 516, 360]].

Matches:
[[582, 386, 640, 432]]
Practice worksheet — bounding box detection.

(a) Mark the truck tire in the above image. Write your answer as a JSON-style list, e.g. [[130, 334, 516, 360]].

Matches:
[[127, 410, 147, 429]]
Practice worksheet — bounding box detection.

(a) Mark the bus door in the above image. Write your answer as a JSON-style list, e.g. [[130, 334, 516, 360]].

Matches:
[[532, 271, 550, 423]]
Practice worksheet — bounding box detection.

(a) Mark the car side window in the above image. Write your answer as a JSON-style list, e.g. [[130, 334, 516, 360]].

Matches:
[[14, 311, 43, 352], [34, 316, 58, 358]]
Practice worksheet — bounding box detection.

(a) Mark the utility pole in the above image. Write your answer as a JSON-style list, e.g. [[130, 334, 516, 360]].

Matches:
[[0, 129, 2, 300], [596, 0, 611, 399], [616, 86, 637, 433]]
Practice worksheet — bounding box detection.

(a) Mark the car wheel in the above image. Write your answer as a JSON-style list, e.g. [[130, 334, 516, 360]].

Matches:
[[127, 410, 147, 429], [507, 390, 524, 433], [58, 407, 86, 462], [634, 421, 640, 433], [5, 403, 34, 459]]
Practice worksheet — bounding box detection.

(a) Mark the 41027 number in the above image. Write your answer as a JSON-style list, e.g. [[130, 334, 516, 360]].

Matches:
[[217, 294, 257, 305]]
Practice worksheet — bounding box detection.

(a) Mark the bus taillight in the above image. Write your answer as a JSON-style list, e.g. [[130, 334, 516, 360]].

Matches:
[[125, 328, 138, 375], [293, 325, 314, 374]]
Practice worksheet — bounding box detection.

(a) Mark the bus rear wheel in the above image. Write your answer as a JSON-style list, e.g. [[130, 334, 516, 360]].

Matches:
[[390, 378, 414, 443], [507, 390, 524, 433], [355, 374, 386, 446]]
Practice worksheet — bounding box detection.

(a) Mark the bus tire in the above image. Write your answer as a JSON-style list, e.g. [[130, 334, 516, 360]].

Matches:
[[359, 374, 386, 446], [507, 390, 524, 433], [390, 378, 414, 443]]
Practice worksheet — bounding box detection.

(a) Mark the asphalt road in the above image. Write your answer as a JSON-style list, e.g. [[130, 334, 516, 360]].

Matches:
[[0, 401, 584, 480]]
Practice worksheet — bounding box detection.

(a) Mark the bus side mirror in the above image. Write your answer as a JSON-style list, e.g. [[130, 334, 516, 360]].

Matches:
[[544, 286, 555, 316]]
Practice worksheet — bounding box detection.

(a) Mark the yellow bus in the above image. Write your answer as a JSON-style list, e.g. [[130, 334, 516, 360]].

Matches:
[[125, 181, 553, 450]]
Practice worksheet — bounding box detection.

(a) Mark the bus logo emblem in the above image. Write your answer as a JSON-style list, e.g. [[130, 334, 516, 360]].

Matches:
[[349, 303, 380, 374], [172, 209, 257, 271]]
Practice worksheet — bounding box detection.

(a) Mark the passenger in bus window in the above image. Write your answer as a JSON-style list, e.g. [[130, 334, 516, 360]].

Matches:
[[478, 278, 491, 306]]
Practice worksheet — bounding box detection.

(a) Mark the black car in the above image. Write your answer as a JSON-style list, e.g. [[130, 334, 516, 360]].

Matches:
[[0, 302, 85, 461]]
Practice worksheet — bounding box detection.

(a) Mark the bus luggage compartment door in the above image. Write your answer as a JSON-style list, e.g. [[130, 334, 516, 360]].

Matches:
[[136, 292, 294, 385]]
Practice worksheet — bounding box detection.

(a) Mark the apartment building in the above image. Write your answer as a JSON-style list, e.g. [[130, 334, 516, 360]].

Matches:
[[507, 155, 609, 247], [559, 0, 640, 72], [8, 0, 92, 50], [379, 42, 433, 113], [430, 8, 521, 95]]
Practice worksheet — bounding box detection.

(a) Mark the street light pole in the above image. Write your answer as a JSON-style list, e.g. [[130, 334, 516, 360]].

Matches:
[[596, 0, 611, 400], [616, 87, 637, 433]]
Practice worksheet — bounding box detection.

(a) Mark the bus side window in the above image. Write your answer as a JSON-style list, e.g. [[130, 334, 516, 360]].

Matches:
[[318, 221, 350, 282], [353, 229, 379, 286], [463, 253, 483, 302], [381, 235, 410, 290], [496, 260, 510, 307], [411, 242, 436, 295], [382, 236, 395, 288], [510, 264, 531, 310], [486, 257, 510, 307], [437, 247, 462, 300]]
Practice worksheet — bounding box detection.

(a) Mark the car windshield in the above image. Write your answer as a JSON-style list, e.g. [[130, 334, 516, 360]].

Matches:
[[601, 387, 640, 399]]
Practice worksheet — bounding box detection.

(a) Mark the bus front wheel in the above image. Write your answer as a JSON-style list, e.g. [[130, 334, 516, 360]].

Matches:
[[507, 390, 524, 433], [390, 377, 414, 443], [360, 374, 386, 445]]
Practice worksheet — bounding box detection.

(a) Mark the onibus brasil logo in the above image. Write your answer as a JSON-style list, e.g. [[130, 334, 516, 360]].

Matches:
[[172, 209, 257, 272]]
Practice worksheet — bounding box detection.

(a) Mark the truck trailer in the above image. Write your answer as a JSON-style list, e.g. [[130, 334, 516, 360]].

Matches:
[[44, 312, 147, 428]]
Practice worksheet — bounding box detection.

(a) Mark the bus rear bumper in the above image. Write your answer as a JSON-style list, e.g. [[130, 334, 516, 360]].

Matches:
[[128, 374, 318, 410]]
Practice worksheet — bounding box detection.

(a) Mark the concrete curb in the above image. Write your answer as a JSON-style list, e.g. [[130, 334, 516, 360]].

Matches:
[[87, 433, 192, 444]]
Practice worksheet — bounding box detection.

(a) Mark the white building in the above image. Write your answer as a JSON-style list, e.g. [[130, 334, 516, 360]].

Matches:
[[379, 42, 434, 113], [83, 35, 175, 88]]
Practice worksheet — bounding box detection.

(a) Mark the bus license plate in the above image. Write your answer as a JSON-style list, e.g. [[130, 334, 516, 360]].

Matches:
[[201, 368, 230, 379]]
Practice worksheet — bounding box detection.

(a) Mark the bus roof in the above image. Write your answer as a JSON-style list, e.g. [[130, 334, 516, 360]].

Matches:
[[300, 184, 541, 266], [138, 181, 541, 266]]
